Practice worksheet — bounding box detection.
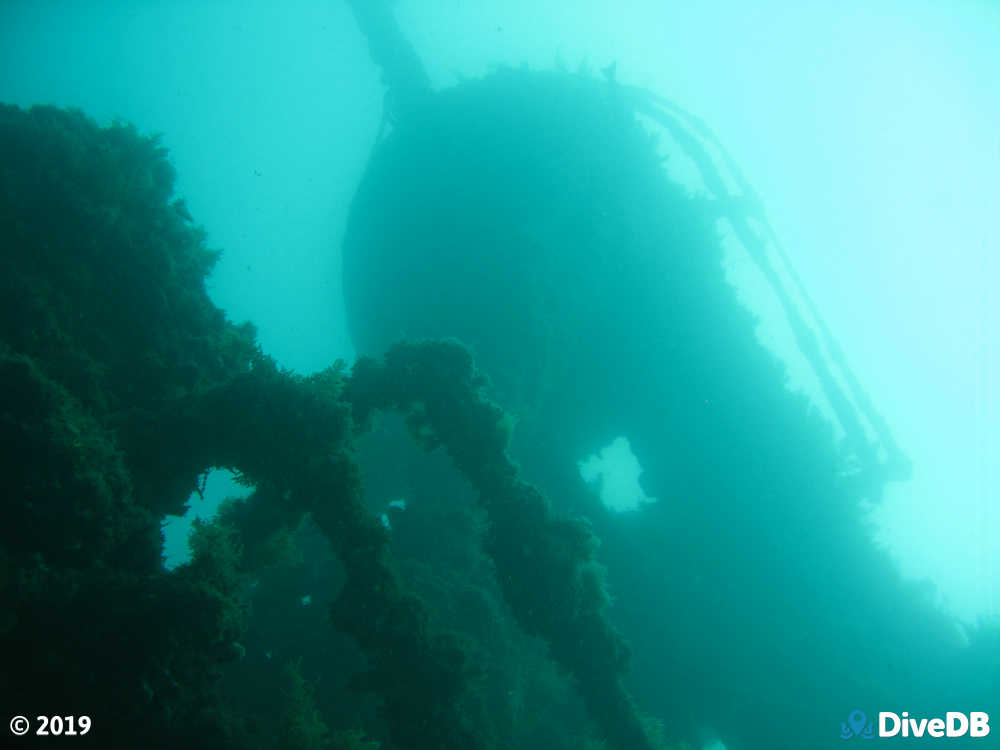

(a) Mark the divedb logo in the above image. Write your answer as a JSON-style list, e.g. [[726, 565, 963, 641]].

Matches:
[[841, 710, 991, 739]]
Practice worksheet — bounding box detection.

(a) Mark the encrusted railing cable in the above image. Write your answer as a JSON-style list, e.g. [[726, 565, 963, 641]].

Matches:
[[144, 361, 485, 750], [627, 85, 910, 491], [348, 339, 656, 750]]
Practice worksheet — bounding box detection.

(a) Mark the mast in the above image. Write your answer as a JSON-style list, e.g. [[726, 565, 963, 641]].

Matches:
[[346, 0, 432, 125]]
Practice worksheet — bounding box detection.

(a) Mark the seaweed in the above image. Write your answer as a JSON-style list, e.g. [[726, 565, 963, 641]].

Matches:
[[348, 339, 655, 750]]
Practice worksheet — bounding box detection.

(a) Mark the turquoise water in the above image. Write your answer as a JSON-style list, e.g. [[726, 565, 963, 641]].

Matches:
[[2, 2, 997, 748]]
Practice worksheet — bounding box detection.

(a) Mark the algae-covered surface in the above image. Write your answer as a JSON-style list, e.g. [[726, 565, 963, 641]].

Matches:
[[1, 4, 998, 750]]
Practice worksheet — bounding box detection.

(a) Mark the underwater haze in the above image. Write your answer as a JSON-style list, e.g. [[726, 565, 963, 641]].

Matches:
[[2, 1, 998, 749], [5, 0, 993, 622]]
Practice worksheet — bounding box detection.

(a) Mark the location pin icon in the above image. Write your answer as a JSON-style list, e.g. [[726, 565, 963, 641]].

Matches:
[[849, 710, 867, 737]]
